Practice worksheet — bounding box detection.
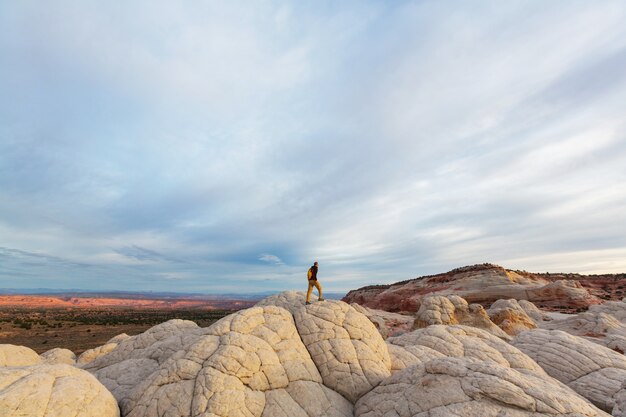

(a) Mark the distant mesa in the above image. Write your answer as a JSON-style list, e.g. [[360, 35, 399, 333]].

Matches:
[[342, 263, 623, 313]]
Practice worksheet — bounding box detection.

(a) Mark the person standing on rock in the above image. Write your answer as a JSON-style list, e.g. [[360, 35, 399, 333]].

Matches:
[[306, 261, 324, 305]]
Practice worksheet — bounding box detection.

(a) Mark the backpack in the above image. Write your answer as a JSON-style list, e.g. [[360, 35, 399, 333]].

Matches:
[[307, 267, 313, 280]]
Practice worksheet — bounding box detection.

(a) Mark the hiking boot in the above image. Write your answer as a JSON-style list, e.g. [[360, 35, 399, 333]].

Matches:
[[305, 301, 311, 305], [318, 298, 325, 301]]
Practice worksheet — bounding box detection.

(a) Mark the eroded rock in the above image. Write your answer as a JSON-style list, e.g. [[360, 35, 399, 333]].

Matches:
[[387, 324, 544, 374], [413, 295, 511, 339], [488, 299, 537, 335], [513, 329, 626, 412], [40, 347, 76, 365], [350, 302, 414, 338], [0, 344, 41, 367], [355, 357, 609, 417], [258, 291, 392, 402], [0, 363, 119, 417]]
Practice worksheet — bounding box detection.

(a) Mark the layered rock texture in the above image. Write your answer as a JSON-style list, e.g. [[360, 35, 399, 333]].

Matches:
[[541, 299, 626, 353], [355, 357, 610, 417], [343, 263, 606, 312], [2, 290, 623, 417], [514, 329, 626, 414]]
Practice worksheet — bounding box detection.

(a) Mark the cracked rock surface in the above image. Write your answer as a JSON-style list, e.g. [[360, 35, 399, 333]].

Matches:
[[107, 305, 352, 417], [354, 357, 610, 417], [257, 291, 391, 402], [387, 324, 545, 375], [513, 329, 626, 413], [0, 363, 120, 417], [0, 344, 41, 367]]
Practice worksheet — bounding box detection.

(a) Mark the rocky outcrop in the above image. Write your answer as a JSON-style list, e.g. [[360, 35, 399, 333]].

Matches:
[[350, 303, 414, 338], [513, 329, 626, 413], [119, 305, 353, 417], [40, 347, 76, 365], [80, 319, 203, 405], [355, 357, 610, 417], [257, 291, 391, 402], [0, 363, 119, 417], [540, 298, 626, 352], [77, 333, 130, 365], [0, 344, 41, 367], [343, 264, 602, 313], [388, 325, 544, 375], [488, 299, 538, 335], [413, 295, 510, 339]]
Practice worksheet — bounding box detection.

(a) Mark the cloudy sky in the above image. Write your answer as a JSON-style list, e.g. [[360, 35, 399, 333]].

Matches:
[[1, 1, 626, 293]]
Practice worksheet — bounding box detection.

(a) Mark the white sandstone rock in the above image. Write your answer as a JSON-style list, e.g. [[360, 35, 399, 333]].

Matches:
[[387, 324, 545, 374], [258, 291, 392, 402], [0, 363, 119, 417], [0, 344, 41, 367], [40, 347, 76, 365], [96, 306, 352, 417], [355, 357, 610, 417], [514, 329, 626, 413]]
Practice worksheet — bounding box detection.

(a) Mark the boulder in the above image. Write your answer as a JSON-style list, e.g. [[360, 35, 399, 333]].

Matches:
[[413, 295, 511, 339], [121, 305, 352, 417], [488, 299, 537, 335], [258, 291, 391, 402], [0, 344, 41, 367], [350, 302, 414, 338], [519, 299, 551, 322], [40, 347, 76, 365], [387, 324, 545, 374], [355, 357, 610, 417], [81, 319, 204, 404], [513, 329, 626, 412], [0, 363, 119, 417]]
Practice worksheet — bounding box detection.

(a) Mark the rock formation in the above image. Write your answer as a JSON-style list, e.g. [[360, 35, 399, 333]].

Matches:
[[343, 264, 603, 313], [40, 347, 77, 365], [488, 299, 538, 335], [1, 290, 616, 417], [387, 325, 544, 374], [0, 363, 120, 417], [513, 329, 626, 414], [355, 357, 610, 417], [257, 291, 391, 402], [541, 299, 626, 353], [0, 344, 41, 367], [413, 295, 510, 339], [349, 302, 414, 338]]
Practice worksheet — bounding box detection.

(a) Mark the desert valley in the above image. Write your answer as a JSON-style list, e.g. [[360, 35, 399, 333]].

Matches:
[[3, 264, 626, 416]]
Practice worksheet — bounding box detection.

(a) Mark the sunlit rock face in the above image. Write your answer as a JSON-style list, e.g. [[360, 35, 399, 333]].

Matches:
[[0, 364, 120, 417], [0, 344, 41, 367]]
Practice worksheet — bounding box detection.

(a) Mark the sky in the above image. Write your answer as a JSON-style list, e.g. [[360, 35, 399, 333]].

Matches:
[[1, 1, 626, 293]]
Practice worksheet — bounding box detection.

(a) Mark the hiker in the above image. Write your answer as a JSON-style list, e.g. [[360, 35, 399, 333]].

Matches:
[[306, 261, 324, 305]]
